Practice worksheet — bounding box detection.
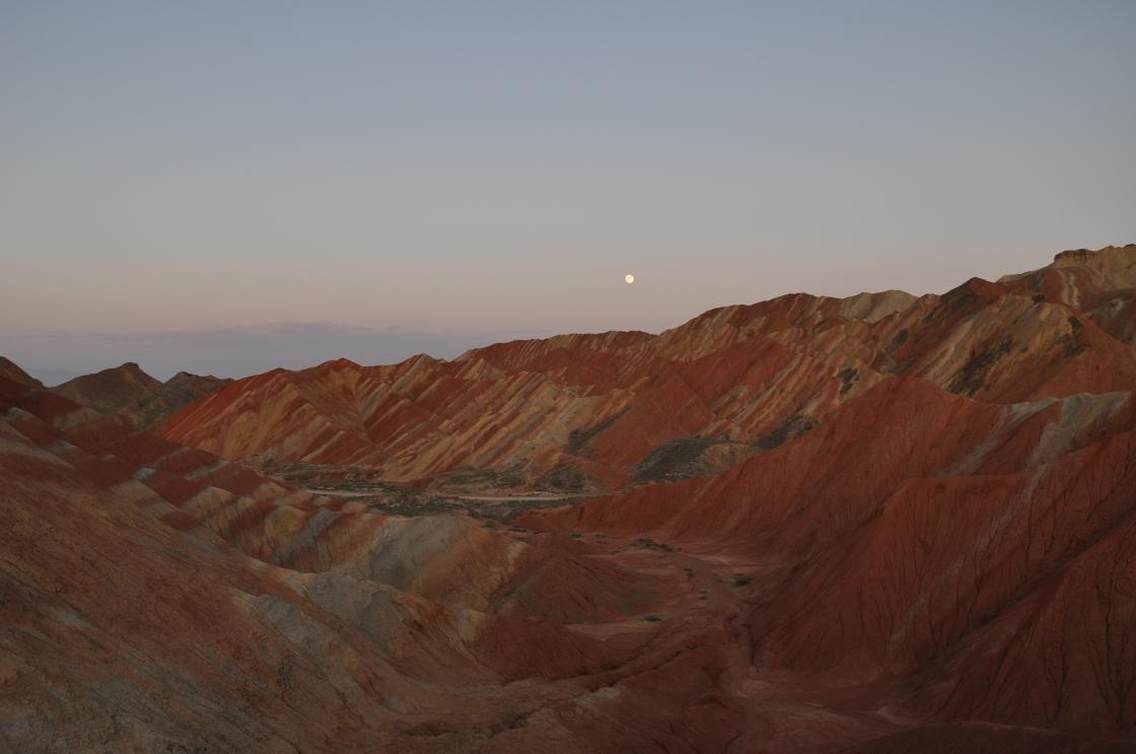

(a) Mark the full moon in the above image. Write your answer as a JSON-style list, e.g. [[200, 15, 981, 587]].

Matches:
[[624, 274, 635, 285]]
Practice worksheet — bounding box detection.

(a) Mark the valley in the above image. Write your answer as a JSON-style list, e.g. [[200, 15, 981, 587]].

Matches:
[[1, 245, 1135, 752]]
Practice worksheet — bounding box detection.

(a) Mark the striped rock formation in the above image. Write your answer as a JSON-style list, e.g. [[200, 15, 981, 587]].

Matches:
[[1, 243, 1134, 752], [160, 246, 1136, 494]]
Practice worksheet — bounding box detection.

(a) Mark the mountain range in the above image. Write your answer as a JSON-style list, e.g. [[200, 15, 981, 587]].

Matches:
[[1, 244, 1134, 753]]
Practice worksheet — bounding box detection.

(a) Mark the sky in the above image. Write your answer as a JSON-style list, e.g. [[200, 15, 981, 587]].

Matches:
[[2, 1, 1134, 380]]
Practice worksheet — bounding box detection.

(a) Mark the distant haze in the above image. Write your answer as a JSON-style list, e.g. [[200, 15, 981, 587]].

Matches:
[[0, 324, 548, 383], [2, 2, 1134, 378]]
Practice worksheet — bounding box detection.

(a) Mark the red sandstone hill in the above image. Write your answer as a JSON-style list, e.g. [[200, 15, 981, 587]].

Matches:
[[159, 245, 1136, 494], [0, 355, 43, 388], [9, 364, 1129, 752], [520, 375, 1136, 733], [0, 374, 692, 752], [2, 243, 1135, 753]]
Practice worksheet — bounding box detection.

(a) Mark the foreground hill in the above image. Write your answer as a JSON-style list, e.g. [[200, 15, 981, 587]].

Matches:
[[0, 374, 704, 751], [160, 245, 1136, 494], [5, 364, 1131, 752], [51, 361, 229, 428], [521, 375, 1136, 733]]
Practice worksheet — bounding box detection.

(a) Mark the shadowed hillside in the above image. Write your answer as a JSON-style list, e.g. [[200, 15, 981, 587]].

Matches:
[[51, 362, 229, 428]]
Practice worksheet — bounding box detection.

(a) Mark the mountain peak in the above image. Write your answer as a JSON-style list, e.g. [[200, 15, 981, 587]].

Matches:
[[50, 362, 227, 428], [0, 356, 43, 389]]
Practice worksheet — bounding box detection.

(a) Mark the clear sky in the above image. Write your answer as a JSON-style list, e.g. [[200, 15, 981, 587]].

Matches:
[[2, 2, 1134, 378]]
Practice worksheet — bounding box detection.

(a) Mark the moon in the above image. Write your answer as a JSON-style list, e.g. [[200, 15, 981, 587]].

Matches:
[[624, 274, 636, 285]]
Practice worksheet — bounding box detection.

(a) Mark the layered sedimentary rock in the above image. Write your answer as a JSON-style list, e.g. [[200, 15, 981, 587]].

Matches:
[[0, 375, 712, 752], [2, 244, 1135, 752], [159, 246, 1136, 496], [522, 376, 1136, 732], [998, 244, 1136, 343]]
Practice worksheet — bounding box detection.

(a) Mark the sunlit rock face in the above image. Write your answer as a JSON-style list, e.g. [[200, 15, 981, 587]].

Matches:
[[2, 244, 1135, 753]]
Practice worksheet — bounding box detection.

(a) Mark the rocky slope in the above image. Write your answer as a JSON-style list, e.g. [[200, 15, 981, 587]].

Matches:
[[2, 243, 1135, 752], [998, 244, 1136, 343], [521, 376, 1136, 734], [0, 374, 698, 752], [160, 245, 1136, 494], [0, 356, 42, 388]]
